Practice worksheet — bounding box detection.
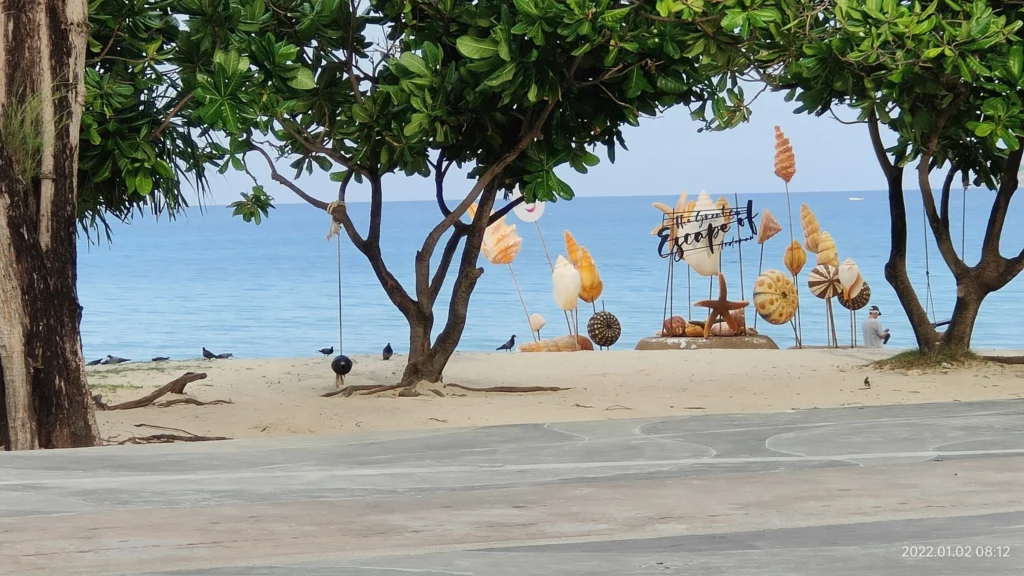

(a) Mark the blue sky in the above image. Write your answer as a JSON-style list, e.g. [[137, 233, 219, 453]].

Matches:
[[205, 88, 946, 207]]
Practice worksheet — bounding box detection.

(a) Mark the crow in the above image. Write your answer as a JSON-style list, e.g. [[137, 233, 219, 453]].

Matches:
[[496, 335, 516, 352], [863, 377, 871, 389], [202, 347, 217, 360], [86, 358, 103, 366], [317, 346, 334, 357], [151, 357, 170, 362], [215, 352, 233, 359], [382, 343, 393, 360], [105, 355, 130, 364]]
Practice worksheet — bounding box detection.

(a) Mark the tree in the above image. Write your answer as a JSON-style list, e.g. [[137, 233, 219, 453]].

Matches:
[[172, 0, 752, 390], [731, 0, 1024, 354]]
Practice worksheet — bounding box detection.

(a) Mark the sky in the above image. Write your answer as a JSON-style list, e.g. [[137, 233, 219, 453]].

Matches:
[[203, 87, 948, 207]]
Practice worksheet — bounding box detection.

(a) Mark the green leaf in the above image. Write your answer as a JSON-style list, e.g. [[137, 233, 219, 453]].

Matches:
[[456, 36, 499, 59], [483, 62, 517, 87], [135, 172, 153, 195], [1009, 45, 1023, 80], [352, 104, 372, 123], [972, 122, 995, 137], [623, 67, 650, 98], [329, 171, 350, 182], [599, 7, 631, 23], [288, 68, 316, 90], [527, 83, 539, 103], [399, 53, 432, 77], [404, 113, 430, 136], [923, 47, 944, 59], [981, 98, 1007, 117]]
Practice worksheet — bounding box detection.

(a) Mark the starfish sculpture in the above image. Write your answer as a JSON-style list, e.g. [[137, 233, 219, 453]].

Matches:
[[694, 273, 749, 338]]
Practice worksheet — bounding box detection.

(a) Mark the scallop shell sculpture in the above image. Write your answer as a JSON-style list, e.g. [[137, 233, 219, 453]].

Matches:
[[784, 240, 807, 277], [837, 281, 871, 311], [807, 264, 841, 299], [587, 311, 621, 347], [757, 210, 782, 245], [752, 270, 799, 325], [801, 204, 821, 253], [662, 316, 687, 337], [774, 126, 796, 183]]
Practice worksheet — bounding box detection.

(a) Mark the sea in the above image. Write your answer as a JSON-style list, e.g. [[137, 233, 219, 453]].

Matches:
[[77, 190, 1024, 360]]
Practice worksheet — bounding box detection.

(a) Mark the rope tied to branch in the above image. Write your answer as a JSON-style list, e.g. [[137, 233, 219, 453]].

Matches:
[[325, 200, 345, 240]]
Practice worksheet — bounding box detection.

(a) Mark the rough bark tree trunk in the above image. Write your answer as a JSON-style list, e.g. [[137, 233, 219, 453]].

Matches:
[[0, 0, 98, 450]]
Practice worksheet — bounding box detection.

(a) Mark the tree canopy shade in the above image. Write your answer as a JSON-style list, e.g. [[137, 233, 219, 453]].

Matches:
[[157, 0, 756, 388], [723, 0, 1024, 353]]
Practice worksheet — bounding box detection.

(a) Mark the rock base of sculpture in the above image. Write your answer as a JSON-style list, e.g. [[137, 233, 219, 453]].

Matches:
[[635, 335, 779, 351]]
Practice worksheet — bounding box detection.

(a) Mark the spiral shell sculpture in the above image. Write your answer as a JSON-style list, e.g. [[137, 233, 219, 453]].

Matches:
[[752, 270, 799, 325], [468, 204, 522, 265], [758, 210, 782, 245], [784, 240, 806, 277], [801, 204, 821, 253], [774, 126, 796, 183], [815, 231, 838, 268], [587, 311, 621, 347], [564, 231, 603, 303], [552, 255, 581, 310], [837, 281, 871, 311], [807, 264, 841, 299]]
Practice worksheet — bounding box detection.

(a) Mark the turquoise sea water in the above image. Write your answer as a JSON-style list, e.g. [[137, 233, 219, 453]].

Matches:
[[77, 190, 1024, 360]]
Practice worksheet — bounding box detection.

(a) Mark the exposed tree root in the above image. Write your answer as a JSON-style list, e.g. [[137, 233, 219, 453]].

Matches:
[[444, 383, 570, 393], [112, 424, 230, 445], [984, 356, 1024, 365], [93, 372, 208, 410], [156, 398, 232, 408]]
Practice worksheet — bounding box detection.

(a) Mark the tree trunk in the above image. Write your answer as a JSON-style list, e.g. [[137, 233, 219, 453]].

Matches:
[[0, 0, 98, 450], [941, 281, 984, 353]]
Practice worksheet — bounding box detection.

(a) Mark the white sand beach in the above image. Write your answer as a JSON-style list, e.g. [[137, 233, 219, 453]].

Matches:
[[88, 349, 1024, 443]]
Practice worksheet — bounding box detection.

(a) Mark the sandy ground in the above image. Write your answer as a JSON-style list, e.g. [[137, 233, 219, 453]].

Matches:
[[85, 348, 1024, 443]]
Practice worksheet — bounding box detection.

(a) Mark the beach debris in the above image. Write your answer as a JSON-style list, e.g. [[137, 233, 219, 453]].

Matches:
[[693, 273, 749, 338], [800, 204, 821, 253], [784, 240, 806, 277], [604, 404, 632, 411], [662, 315, 688, 337], [552, 255, 581, 310], [382, 343, 393, 360], [774, 126, 796, 183], [807, 264, 841, 299], [753, 270, 799, 325], [815, 231, 838, 267], [115, 424, 229, 445], [518, 334, 594, 352], [757, 210, 782, 244], [529, 313, 546, 337], [445, 383, 570, 393], [587, 311, 622, 348], [496, 335, 517, 352], [679, 191, 724, 277], [317, 346, 334, 358], [837, 281, 871, 311], [91, 372, 210, 411]]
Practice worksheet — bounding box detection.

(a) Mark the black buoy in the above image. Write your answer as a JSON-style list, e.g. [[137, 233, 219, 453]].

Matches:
[[331, 354, 353, 387]]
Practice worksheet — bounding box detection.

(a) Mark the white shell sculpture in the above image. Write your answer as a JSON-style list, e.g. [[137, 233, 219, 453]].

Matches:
[[529, 313, 546, 334], [552, 255, 581, 311], [679, 191, 723, 277], [838, 258, 860, 290]]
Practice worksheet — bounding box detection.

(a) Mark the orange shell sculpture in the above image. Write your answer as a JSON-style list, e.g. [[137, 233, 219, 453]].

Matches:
[[801, 204, 821, 253], [684, 323, 705, 337], [716, 196, 732, 232], [662, 316, 687, 337], [468, 204, 522, 265], [815, 231, 838, 268], [757, 209, 782, 245], [784, 240, 806, 277], [774, 126, 796, 183], [564, 231, 603, 303], [518, 334, 595, 352], [752, 270, 799, 326]]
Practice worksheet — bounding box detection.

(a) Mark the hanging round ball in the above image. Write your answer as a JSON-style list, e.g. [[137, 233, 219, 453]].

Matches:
[[837, 281, 871, 311], [331, 354, 353, 377], [588, 311, 622, 347]]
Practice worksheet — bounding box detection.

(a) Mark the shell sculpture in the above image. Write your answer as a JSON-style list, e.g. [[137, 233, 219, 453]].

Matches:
[[564, 230, 585, 267], [807, 264, 841, 300], [529, 313, 546, 334], [716, 196, 732, 233], [468, 204, 522, 265], [774, 126, 796, 183], [679, 191, 723, 277], [587, 311, 621, 347], [662, 316, 687, 337], [684, 323, 705, 337], [518, 334, 595, 352], [651, 192, 689, 241], [838, 258, 861, 299], [801, 204, 821, 253], [758, 210, 782, 245], [784, 240, 807, 277], [815, 231, 838, 268], [564, 231, 603, 303], [552, 255, 581, 311], [752, 270, 799, 325], [837, 281, 871, 311]]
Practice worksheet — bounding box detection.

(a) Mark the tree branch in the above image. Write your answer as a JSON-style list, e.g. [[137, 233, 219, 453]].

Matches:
[[435, 149, 451, 216], [149, 93, 193, 142], [338, 170, 353, 202], [867, 113, 895, 178], [917, 115, 966, 276], [428, 227, 466, 304], [940, 164, 957, 234], [346, 0, 364, 105], [982, 147, 1024, 261], [247, 147, 329, 210], [278, 121, 367, 176], [488, 195, 524, 225]]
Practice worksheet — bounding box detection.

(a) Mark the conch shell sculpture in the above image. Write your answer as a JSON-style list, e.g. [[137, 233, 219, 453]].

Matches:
[[679, 191, 723, 277], [716, 196, 732, 232], [784, 240, 806, 277], [774, 126, 796, 183], [518, 334, 594, 352], [758, 210, 782, 244], [468, 204, 522, 265], [815, 231, 838, 267], [838, 258, 862, 300], [552, 255, 581, 311], [753, 270, 799, 325], [564, 231, 603, 303], [651, 192, 689, 243], [801, 204, 820, 253]]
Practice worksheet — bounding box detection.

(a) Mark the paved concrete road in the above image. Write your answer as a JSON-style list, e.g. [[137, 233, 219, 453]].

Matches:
[[3, 400, 1024, 575]]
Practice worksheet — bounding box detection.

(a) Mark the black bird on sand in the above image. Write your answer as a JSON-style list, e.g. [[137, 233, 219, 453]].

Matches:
[[202, 347, 217, 360], [382, 343, 393, 360], [86, 358, 103, 366], [105, 355, 130, 364], [151, 357, 170, 362], [496, 335, 516, 352], [317, 346, 334, 358], [215, 352, 233, 359], [864, 377, 871, 389]]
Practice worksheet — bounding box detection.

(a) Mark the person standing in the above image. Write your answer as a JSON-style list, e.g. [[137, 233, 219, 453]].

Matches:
[[862, 306, 889, 348]]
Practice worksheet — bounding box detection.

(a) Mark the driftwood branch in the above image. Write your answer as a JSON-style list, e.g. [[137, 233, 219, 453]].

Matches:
[[113, 424, 230, 444], [93, 372, 208, 410], [157, 398, 232, 407], [445, 383, 570, 393]]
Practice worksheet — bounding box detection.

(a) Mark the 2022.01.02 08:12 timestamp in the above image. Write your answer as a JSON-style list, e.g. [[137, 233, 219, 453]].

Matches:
[[902, 545, 1011, 558]]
